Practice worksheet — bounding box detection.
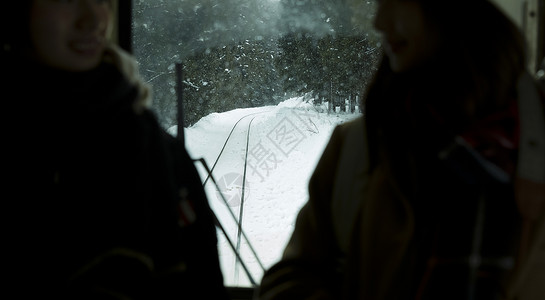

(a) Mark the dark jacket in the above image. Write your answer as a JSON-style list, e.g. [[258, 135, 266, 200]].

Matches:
[[258, 72, 545, 300], [2, 46, 229, 299]]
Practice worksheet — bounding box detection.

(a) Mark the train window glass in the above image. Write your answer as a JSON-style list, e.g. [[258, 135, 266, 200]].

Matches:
[[132, 0, 380, 287]]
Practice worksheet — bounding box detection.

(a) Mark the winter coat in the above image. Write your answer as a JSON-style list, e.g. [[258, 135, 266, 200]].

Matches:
[[2, 45, 229, 300], [257, 72, 545, 300]]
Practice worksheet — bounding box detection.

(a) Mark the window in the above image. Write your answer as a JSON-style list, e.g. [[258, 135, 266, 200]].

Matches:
[[132, 0, 380, 287]]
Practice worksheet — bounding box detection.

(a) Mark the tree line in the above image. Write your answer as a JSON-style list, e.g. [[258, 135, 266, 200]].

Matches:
[[133, 0, 380, 128]]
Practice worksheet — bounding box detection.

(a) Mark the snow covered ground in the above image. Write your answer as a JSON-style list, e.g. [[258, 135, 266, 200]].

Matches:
[[170, 96, 361, 286]]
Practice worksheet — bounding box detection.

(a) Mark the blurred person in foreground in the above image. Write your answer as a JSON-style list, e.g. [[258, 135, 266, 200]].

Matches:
[[258, 0, 545, 299], [1, 1, 229, 299]]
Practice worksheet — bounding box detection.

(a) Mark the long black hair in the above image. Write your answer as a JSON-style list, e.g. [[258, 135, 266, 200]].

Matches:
[[1, 2, 32, 57], [363, 0, 527, 171]]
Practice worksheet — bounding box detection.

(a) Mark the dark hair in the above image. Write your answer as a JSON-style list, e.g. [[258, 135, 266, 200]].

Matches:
[[363, 0, 527, 170], [1, 2, 32, 56]]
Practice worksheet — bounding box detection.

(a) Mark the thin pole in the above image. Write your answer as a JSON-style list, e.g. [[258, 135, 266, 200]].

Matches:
[[175, 63, 185, 145]]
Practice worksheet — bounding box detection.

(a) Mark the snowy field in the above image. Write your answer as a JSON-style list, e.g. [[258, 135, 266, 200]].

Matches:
[[170, 96, 361, 286]]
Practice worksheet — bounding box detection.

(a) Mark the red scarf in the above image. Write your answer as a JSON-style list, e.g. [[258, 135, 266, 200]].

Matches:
[[460, 100, 520, 178]]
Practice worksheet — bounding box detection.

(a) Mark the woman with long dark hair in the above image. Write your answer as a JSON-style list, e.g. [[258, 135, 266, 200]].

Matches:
[[2, 1, 229, 299], [258, 0, 545, 299]]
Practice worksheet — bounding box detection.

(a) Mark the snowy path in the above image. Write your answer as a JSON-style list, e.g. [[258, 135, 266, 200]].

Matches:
[[175, 97, 361, 286]]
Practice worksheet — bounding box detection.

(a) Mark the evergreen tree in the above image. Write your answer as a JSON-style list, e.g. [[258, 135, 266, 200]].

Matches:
[[181, 38, 281, 126], [132, 0, 380, 128], [133, 0, 283, 128], [275, 0, 380, 105]]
